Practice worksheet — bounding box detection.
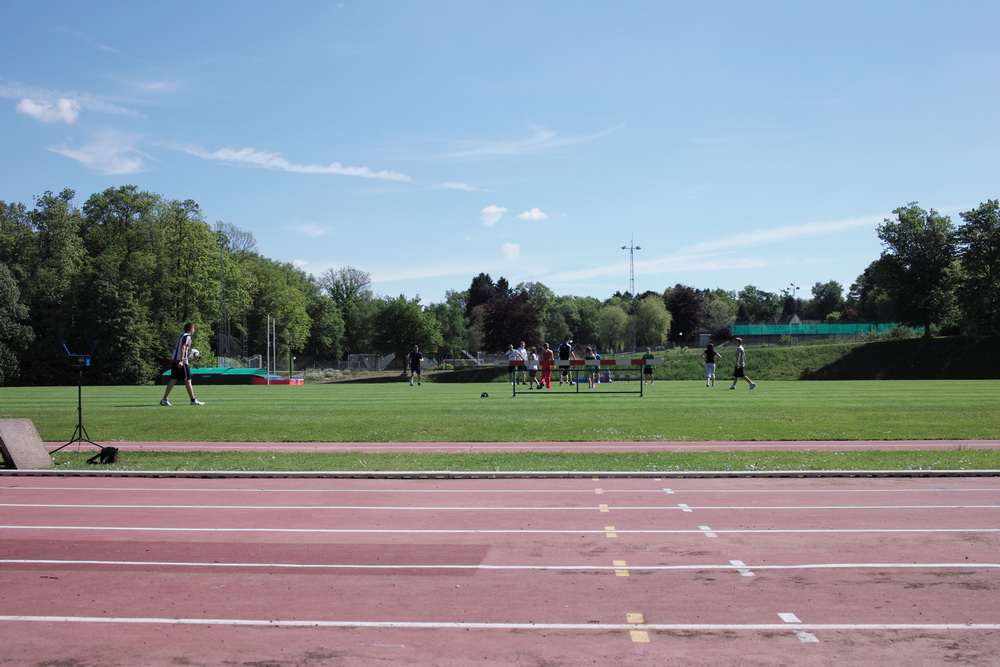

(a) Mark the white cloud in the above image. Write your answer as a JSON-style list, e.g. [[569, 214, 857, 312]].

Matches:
[[294, 223, 328, 238], [0, 82, 139, 117], [517, 207, 548, 221], [48, 131, 147, 175], [502, 243, 520, 260], [438, 124, 624, 159], [480, 204, 508, 227], [16, 98, 80, 124], [682, 214, 885, 254], [442, 182, 478, 191], [181, 145, 412, 181]]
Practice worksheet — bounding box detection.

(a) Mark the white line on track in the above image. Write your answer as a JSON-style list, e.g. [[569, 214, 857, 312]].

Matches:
[[6, 485, 1000, 494], [3, 559, 998, 571], [4, 525, 1000, 535], [4, 503, 997, 510], [3, 615, 999, 631]]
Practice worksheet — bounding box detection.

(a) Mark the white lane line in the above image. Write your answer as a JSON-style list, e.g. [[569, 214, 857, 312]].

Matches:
[[5, 559, 996, 571], [779, 612, 820, 643], [5, 503, 997, 511], [2, 615, 999, 631], [6, 486, 998, 494], [3, 525, 1000, 535], [698, 525, 718, 538], [0, 480, 1000, 495]]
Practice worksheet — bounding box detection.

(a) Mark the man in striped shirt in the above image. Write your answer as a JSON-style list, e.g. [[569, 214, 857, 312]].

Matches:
[[160, 323, 205, 406]]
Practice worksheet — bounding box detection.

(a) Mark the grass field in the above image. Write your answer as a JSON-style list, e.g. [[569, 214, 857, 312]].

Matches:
[[3, 378, 998, 442], [3, 379, 997, 472]]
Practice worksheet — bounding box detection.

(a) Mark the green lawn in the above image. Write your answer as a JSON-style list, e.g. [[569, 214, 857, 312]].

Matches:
[[3, 379, 997, 443], [4, 380, 997, 472]]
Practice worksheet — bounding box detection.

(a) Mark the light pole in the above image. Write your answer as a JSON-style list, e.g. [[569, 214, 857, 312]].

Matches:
[[621, 238, 641, 352], [786, 283, 800, 316]]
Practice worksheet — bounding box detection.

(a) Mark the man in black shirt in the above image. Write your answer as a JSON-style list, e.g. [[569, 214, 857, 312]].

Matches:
[[407, 345, 424, 386]]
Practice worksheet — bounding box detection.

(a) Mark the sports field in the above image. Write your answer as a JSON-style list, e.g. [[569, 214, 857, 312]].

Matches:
[[4, 379, 996, 444]]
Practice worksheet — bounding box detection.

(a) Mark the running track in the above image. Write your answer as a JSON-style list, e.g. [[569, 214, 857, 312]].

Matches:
[[2, 461, 999, 665]]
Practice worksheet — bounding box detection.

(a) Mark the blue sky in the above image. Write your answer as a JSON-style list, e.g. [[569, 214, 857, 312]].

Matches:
[[3, 1, 998, 305]]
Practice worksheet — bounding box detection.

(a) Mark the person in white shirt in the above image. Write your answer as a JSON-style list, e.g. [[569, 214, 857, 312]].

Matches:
[[728, 337, 757, 390]]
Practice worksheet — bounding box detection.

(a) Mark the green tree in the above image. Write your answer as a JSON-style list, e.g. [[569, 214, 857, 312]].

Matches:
[[805, 281, 846, 321], [956, 200, 1000, 333], [320, 266, 375, 358], [848, 259, 897, 322], [426, 290, 468, 359], [303, 289, 345, 361], [465, 273, 495, 319], [595, 303, 628, 351], [736, 285, 780, 323], [635, 296, 671, 347], [0, 263, 34, 385], [371, 296, 443, 359], [664, 284, 704, 342], [877, 203, 958, 337], [71, 258, 154, 384], [482, 292, 541, 352]]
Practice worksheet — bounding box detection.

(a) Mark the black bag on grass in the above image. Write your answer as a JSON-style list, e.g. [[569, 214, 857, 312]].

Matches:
[[87, 446, 119, 465]]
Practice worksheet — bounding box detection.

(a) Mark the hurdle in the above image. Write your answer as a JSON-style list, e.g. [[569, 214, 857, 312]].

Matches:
[[499, 358, 660, 397]]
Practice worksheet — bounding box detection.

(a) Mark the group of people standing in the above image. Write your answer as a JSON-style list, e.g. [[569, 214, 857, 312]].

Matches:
[[501, 336, 758, 390], [505, 337, 600, 389]]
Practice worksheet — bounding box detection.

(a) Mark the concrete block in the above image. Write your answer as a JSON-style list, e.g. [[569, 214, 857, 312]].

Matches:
[[0, 419, 53, 469]]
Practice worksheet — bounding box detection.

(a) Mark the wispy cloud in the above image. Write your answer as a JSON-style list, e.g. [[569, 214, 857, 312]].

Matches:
[[480, 205, 508, 227], [48, 130, 147, 175], [682, 214, 885, 254], [437, 124, 623, 160], [54, 27, 120, 53], [16, 98, 80, 124], [548, 214, 884, 283], [502, 243, 520, 260], [0, 81, 140, 118], [517, 207, 549, 222], [442, 181, 479, 191], [180, 145, 413, 181], [293, 223, 328, 238]]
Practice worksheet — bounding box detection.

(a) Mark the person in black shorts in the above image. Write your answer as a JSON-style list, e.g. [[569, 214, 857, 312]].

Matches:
[[729, 337, 757, 390], [557, 337, 574, 385], [408, 345, 424, 386], [160, 323, 204, 406]]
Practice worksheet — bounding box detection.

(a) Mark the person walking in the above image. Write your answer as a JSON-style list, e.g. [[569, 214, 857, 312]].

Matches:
[[540, 343, 554, 389], [407, 345, 424, 386], [584, 346, 598, 388], [515, 341, 529, 385], [527, 347, 540, 389], [503, 344, 518, 385], [702, 342, 722, 387], [729, 337, 757, 390], [557, 337, 574, 385], [642, 347, 656, 385], [160, 323, 205, 406]]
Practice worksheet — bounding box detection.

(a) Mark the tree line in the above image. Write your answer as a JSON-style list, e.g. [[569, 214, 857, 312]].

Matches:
[[1, 187, 997, 385]]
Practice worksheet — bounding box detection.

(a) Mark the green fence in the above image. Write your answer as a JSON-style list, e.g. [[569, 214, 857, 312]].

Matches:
[[733, 323, 903, 336]]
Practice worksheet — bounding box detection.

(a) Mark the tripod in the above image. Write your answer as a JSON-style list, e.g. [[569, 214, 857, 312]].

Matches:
[[51, 367, 99, 453], [51, 340, 101, 454]]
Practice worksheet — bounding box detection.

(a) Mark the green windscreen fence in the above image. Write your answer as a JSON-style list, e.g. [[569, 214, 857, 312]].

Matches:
[[732, 323, 904, 336]]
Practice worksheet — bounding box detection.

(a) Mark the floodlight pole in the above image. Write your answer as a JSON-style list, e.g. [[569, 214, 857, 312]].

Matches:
[[621, 238, 641, 352]]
